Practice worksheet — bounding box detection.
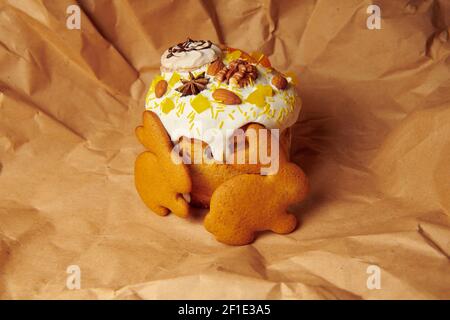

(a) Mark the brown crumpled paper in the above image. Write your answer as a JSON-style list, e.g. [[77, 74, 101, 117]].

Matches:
[[0, 0, 449, 299]]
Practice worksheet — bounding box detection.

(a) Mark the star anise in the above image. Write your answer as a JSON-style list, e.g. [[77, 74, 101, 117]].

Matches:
[[176, 72, 209, 96]]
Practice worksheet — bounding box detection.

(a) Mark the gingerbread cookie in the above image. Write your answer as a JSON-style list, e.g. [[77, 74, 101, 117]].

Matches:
[[135, 111, 191, 217], [204, 141, 309, 245]]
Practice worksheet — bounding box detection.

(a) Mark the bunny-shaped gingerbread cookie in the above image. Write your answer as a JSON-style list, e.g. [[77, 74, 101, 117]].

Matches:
[[135, 111, 191, 217], [135, 111, 309, 245]]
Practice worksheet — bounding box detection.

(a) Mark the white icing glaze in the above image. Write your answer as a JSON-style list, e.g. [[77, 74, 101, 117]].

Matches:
[[161, 40, 222, 72], [146, 49, 301, 161]]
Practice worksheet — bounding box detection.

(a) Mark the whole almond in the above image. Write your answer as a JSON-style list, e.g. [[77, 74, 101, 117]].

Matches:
[[271, 74, 288, 90], [207, 59, 225, 76], [155, 80, 168, 98], [212, 88, 241, 105]]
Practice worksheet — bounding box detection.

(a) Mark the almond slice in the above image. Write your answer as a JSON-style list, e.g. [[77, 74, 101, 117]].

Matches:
[[271, 74, 288, 90], [155, 80, 168, 98], [207, 59, 225, 76], [212, 89, 241, 105]]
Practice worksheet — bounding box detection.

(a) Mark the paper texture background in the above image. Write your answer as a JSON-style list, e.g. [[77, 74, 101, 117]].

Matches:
[[0, 0, 449, 299]]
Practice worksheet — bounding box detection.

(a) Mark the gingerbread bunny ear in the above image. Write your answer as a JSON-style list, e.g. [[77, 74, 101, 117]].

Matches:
[[136, 111, 174, 156], [135, 111, 192, 218]]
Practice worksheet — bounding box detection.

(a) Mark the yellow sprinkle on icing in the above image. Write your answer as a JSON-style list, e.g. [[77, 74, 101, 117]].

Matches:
[[246, 91, 266, 108], [219, 121, 224, 129], [225, 50, 241, 62], [257, 85, 273, 96], [214, 109, 224, 120], [246, 85, 274, 108], [160, 98, 175, 114], [168, 72, 181, 87], [228, 113, 235, 120], [278, 109, 287, 123], [176, 102, 185, 117], [191, 94, 211, 114]]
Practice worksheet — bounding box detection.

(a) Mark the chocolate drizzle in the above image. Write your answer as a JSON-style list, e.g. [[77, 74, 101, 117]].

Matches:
[[166, 38, 213, 58]]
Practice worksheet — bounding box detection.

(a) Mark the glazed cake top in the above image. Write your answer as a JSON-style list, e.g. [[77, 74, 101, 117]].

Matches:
[[145, 39, 301, 161]]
